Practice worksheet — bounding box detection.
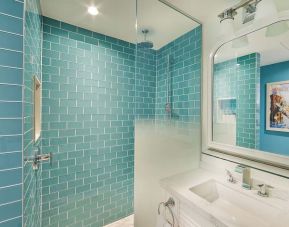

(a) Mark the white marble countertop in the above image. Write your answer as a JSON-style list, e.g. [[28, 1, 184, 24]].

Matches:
[[160, 168, 289, 227]]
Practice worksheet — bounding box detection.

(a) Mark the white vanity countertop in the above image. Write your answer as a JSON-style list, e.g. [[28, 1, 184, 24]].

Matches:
[[160, 168, 289, 227]]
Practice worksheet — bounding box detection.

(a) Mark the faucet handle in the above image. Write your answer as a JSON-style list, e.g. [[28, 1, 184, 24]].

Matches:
[[257, 184, 273, 197], [226, 169, 236, 183]]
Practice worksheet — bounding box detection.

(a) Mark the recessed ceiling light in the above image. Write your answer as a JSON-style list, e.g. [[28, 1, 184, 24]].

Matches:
[[88, 6, 99, 16]]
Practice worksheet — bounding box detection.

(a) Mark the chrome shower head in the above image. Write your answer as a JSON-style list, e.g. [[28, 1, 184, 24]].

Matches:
[[137, 29, 154, 49]]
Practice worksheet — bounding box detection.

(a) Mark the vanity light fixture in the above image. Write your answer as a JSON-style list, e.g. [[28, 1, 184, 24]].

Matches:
[[218, 8, 237, 23], [218, 0, 262, 23], [88, 6, 99, 16]]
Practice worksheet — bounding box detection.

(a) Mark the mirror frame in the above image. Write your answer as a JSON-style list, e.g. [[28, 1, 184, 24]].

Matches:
[[206, 12, 289, 169]]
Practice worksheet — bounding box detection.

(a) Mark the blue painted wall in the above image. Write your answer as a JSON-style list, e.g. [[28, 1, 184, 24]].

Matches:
[[260, 60, 289, 155], [0, 0, 24, 226]]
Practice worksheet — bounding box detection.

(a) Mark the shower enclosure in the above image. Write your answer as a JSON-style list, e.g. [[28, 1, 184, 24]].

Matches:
[[18, 0, 202, 226]]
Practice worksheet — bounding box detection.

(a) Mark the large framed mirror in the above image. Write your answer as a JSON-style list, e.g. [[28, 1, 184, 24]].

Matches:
[[207, 18, 289, 168]]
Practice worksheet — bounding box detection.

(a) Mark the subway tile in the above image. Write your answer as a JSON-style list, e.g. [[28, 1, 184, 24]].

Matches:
[[0, 185, 22, 205], [61, 22, 77, 32], [0, 217, 22, 227], [0, 49, 23, 68], [0, 152, 21, 170], [0, 85, 22, 101], [0, 119, 22, 135], [0, 31, 23, 51], [0, 14, 23, 35], [43, 17, 60, 28], [0, 102, 22, 118], [0, 0, 23, 18], [69, 32, 84, 42], [0, 66, 22, 85], [0, 135, 22, 153], [0, 168, 22, 187]]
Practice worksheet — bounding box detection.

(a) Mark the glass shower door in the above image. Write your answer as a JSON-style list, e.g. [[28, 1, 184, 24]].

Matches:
[[134, 1, 202, 226], [23, 0, 43, 226]]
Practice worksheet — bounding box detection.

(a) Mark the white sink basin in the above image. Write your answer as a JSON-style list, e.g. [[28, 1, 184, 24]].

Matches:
[[190, 179, 281, 227]]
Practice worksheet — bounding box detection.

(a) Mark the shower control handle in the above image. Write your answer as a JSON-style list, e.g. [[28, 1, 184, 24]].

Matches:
[[24, 152, 53, 170]]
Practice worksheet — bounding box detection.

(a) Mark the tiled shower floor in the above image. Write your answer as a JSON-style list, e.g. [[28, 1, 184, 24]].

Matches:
[[104, 215, 134, 227]]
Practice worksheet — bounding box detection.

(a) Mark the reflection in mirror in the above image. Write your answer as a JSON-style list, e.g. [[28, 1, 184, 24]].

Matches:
[[213, 21, 289, 156]]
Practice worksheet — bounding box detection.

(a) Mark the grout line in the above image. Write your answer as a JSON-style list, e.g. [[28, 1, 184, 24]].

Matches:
[[0, 166, 22, 172], [0, 117, 22, 120], [0, 64, 23, 69], [0, 134, 22, 137], [0, 29, 23, 37], [0, 216, 22, 224], [0, 199, 22, 207], [0, 12, 23, 20], [0, 83, 23, 87], [0, 183, 22, 190], [0, 47, 23, 53], [0, 150, 21, 155], [0, 100, 22, 103]]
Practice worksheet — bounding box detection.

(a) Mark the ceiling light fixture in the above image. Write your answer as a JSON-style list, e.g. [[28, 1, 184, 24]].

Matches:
[[88, 6, 99, 16]]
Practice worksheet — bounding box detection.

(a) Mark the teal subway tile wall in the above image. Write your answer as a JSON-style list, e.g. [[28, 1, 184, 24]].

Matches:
[[23, 0, 43, 226], [0, 0, 24, 226], [156, 27, 202, 123], [41, 17, 135, 227], [135, 48, 156, 119], [214, 53, 260, 149], [41, 16, 202, 226]]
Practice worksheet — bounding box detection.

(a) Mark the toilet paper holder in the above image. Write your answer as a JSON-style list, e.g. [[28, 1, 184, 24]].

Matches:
[[158, 197, 175, 226]]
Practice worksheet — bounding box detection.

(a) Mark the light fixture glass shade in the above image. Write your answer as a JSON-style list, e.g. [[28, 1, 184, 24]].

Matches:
[[255, 0, 278, 21], [266, 21, 289, 37], [232, 35, 249, 48], [220, 19, 235, 37]]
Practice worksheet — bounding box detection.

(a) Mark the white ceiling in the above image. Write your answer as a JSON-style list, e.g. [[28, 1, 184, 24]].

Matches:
[[40, 0, 289, 63], [40, 0, 199, 49]]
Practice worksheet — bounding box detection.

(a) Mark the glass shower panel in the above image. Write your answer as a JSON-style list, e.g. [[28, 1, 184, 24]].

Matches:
[[23, 0, 43, 226], [134, 1, 202, 227]]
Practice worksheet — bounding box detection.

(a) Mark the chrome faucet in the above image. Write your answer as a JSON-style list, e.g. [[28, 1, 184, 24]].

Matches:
[[226, 169, 236, 183], [235, 165, 252, 189]]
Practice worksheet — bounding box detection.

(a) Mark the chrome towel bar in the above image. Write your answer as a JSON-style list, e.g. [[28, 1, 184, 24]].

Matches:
[[158, 197, 176, 226]]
